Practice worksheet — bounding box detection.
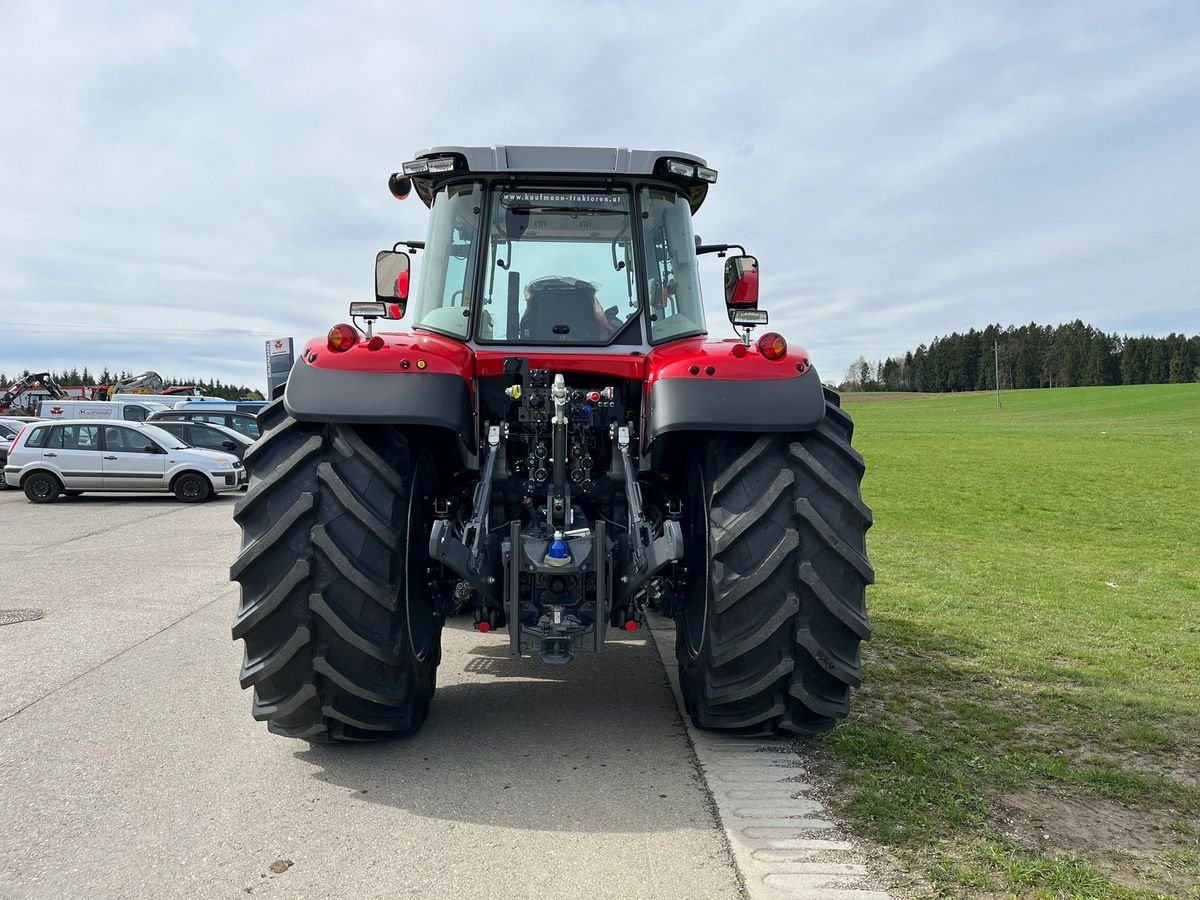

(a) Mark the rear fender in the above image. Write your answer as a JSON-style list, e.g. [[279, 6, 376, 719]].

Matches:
[[284, 331, 476, 453], [644, 337, 824, 442]]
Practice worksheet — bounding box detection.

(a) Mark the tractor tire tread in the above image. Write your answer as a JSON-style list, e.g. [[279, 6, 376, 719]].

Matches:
[[679, 397, 873, 735]]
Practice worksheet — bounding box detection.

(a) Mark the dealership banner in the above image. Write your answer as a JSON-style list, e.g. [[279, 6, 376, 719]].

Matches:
[[265, 337, 294, 396]]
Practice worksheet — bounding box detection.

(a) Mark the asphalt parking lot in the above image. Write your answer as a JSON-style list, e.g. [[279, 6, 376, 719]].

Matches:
[[0, 490, 740, 899]]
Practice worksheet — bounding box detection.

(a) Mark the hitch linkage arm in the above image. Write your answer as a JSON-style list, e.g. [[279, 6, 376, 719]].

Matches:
[[464, 425, 501, 571], [615, 426, 682, 600], [430, 425, 502, 602], [617, 426, 651, 572]]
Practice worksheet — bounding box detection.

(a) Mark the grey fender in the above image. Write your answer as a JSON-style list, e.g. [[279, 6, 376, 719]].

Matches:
[[646, 367, 826, 441], [283, 359, 474, 449]]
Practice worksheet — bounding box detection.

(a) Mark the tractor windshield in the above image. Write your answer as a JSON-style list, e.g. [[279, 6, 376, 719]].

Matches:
[[478, 189, 638, 344]]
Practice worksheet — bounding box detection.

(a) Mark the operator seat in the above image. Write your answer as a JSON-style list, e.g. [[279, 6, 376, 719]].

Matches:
[[519, 281, 604, 342]]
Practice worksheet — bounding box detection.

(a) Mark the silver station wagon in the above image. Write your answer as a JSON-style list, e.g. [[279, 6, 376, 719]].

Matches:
[[4, 419, 245, 503]]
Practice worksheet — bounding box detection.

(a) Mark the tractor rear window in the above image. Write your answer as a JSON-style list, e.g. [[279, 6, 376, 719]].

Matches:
[[478, 189, 639, 344]]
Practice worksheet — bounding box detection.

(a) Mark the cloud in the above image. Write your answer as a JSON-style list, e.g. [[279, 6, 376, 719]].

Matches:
[[1, 0, 1198, 389]]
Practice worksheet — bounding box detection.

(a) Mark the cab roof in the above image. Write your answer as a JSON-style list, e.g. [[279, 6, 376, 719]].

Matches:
[[407, 145, 713, 212]]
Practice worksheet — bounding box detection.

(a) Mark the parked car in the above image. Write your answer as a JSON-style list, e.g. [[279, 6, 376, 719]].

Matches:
[[148, 408, 263, 439], [0, 420, 18, 487], [149, 419, 253, 460], [4, 420, 245, 503]]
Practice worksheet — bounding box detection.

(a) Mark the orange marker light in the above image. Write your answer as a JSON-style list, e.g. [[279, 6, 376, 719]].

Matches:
[[756, 332, 787, 361], [327, 323, 358, 352]]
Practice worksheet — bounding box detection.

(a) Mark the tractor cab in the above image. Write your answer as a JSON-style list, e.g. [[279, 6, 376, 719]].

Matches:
[[367, 147, 741, 352]]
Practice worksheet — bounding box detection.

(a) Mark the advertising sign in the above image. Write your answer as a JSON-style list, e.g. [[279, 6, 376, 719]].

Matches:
[[265, 337, 295, 397]]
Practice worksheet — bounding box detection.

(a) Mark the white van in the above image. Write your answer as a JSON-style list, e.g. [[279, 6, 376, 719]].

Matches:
[[109, 393, 224, 407], [39, 399, 168, 423]]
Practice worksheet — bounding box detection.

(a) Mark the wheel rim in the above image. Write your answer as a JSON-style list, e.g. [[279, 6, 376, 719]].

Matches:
[[679, 456, 709, 660], [31, 477, 53, 500], [180, 478, 200, 499], [405, 454, 438, 661]]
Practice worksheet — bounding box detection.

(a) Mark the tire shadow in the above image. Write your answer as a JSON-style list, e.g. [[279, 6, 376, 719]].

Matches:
[[293, 632, 703, 832]]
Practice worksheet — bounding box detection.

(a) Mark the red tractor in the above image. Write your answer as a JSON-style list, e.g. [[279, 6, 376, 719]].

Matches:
[[231, 146, 873, 742]]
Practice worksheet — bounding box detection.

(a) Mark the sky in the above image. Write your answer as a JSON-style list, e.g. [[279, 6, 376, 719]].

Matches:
[[1, 1, 1198, 391]]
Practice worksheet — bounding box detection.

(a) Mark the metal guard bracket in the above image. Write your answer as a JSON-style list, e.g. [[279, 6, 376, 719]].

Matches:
[[617, 519, 682, 601]]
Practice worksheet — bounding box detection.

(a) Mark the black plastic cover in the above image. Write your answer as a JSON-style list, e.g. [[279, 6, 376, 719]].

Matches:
[[284, 361, 473, 445], [647, 369, 826, 440]]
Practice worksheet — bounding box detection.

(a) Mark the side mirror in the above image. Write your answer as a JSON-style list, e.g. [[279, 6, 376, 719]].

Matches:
[[375, 250, 411, 318], [221, 441, 237, 451], [143, 444, 160, 454], [723, 255, 759, 308]]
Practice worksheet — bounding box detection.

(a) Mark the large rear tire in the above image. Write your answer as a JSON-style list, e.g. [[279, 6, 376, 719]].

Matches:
[[676, 388, 873, 734], [230, 400, 442, 742]]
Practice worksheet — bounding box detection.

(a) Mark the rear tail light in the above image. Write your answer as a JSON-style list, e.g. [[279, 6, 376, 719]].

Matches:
[[757, 332, 787, 361], [12, 425, 30, 446], [327, 323, 359, 352]]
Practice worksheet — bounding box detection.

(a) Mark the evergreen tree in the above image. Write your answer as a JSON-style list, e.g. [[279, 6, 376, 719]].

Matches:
[[856, 323, 1199, 392]]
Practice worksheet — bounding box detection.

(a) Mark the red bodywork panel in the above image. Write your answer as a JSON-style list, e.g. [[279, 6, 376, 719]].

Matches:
[[302, 332, 475, 378], [305, 332, 811, 384], [645, 337, 810, 385]]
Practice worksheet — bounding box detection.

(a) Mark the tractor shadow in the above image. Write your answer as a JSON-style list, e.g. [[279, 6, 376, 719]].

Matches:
[[294, 627, 704, 833]]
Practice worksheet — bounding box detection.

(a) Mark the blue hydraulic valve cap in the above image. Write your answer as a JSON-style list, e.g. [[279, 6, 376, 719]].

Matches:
[[545, 531, 571, 567]]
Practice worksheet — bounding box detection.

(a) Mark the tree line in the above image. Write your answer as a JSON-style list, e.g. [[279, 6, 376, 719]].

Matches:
[[841, 321, 1200, 393], [0, 367, 264, 401]]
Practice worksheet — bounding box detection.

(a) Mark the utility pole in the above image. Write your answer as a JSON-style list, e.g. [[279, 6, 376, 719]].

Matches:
[[994, 340, 1003, 409]]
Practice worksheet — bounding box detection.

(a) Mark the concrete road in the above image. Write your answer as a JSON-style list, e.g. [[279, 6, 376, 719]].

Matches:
[[0, 490, 740, 899]]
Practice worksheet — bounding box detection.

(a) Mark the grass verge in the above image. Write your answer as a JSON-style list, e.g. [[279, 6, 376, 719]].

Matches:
[[811, 384, 1200, 899]]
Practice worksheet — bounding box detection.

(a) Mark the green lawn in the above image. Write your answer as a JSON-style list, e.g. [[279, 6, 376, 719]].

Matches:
[[815, 384, 1200, 898]]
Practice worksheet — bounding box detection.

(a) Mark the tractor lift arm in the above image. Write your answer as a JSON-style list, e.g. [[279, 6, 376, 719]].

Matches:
[[616, 425, 683, 600], [429, 424, 502, 602]]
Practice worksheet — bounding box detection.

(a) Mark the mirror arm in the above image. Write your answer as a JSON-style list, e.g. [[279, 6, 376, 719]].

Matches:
[[696, 243, 746, 258], [393, 240, 425, 252]]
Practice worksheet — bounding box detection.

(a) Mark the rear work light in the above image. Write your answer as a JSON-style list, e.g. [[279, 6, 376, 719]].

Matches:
[[327, 323, 359, 352], [350, 301, 387, 319], [401, 156, 457, 176], [666, 159, 695, 178], [731, 309, 768, 326], [757, 332, 788, 361], [695, 166, 718, 183]]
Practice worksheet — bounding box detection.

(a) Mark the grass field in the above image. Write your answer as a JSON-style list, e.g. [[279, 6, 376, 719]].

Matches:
[[813, 384, 1200, 899]]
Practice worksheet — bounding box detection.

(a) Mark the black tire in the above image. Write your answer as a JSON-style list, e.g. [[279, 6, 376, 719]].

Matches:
[[676, 387, 873, 734], [173, 472, 212, 503], [24, 472, 62, 504], [230, 400, 441, 742]]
